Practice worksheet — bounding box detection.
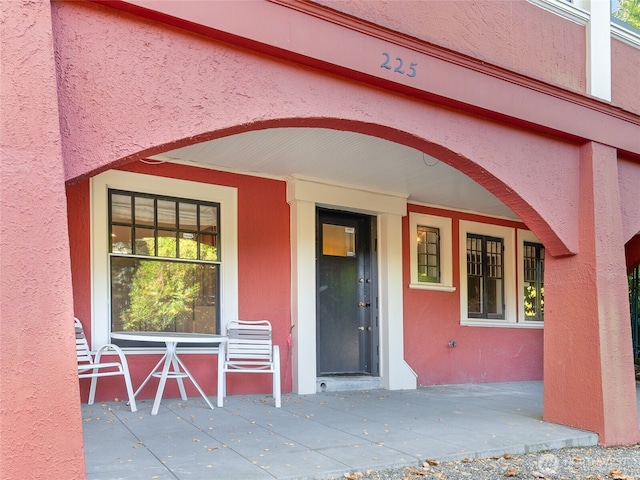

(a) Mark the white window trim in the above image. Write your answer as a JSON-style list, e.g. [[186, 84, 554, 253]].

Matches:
[[459, 220, 517, 327], [518, 229, 545, 328], [527, 0, 589, 25], [90, 169, 238, 349], [612, 22, 640, 49], [408, 213, 455, 292]]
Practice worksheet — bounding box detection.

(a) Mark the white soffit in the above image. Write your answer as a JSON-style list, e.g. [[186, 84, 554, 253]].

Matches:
[[155, 127, 518, 219]]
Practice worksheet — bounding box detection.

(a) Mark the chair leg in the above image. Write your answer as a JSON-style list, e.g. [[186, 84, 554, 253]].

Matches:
[[273, 345, 281, 408], [217, 343, 225, 407], [88, 367, 100, 405], [123, 369, 138, 412]]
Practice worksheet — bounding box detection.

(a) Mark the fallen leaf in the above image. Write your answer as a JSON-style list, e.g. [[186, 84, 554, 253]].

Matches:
[[505, 468, 518, 477], [343, 472, 363, 480], [503, 453, 514, 459], [424, 458, 440, 466]]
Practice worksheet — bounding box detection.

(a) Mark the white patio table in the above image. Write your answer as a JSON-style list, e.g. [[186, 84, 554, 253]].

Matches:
[[110, 331, 227, 415]]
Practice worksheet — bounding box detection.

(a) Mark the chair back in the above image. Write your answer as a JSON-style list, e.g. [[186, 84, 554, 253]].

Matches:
[[75, 317, 94, 367], [226, 320, 274, 367]]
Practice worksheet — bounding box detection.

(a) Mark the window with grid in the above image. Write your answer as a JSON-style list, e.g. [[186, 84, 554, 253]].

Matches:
[[417, 225, 440, 283], [467, 234, 504, 319], [109, 189, 221, 339], [523, 241, 545, 322]]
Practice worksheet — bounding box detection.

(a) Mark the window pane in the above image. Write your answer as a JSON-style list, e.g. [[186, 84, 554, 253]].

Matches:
[[157, 200, 176, 229], [111, 194, 132, 223], [200, 205, 217, 233], [135, 228, 155, 256], [323, 224, 355, 257], [111, 225, 132, 254], [135, 197, 155, 227], [178, 234, 198, 260], [110, 256, 219, 334], [179, 202, 198, 231], [417, 225, 440, 282], [468, 276, 482, 314], [156, 231, 178, 258], [486, 277, 503, 316], [200, 234, 218, 261]]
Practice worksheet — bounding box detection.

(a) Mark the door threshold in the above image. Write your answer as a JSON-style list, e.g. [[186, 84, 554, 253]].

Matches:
[[316, 376, 381, 393]]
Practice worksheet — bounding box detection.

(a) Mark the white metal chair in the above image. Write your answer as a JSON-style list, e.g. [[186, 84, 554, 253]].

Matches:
[[75, 317, 137, 412], [217, 320, 281, 408]]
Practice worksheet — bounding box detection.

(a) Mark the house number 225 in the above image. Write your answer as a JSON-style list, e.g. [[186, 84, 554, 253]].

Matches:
[[381, 52, 417, 78]]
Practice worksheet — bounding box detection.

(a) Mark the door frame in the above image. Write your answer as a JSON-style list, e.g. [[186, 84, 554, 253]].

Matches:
[[287, 176, 417, 394]]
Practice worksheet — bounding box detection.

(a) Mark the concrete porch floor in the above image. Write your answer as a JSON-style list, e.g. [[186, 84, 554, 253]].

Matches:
[[81, 381, 634, 480]]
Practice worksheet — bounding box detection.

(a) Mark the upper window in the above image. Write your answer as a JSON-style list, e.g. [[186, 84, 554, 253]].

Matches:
[[408, 213, 455, 292], [91, 170, 238, 349], [611, 0, 640, 34], [109, 190, 220, 338], [459, 220, 516, 326]]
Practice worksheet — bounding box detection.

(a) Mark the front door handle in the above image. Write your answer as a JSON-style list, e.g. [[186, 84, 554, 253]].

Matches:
[[358, 302, 371, 307]]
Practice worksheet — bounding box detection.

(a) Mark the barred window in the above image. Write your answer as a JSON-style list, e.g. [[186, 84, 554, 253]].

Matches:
[[523, 242, 545, 321], [467, 234, 504, 319]]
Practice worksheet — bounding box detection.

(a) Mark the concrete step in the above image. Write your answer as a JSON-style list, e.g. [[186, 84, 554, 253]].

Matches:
[[316, 375, 381, 392]]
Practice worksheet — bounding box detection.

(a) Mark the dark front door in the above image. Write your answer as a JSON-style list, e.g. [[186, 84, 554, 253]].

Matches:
[[316, 208, 378, 376]]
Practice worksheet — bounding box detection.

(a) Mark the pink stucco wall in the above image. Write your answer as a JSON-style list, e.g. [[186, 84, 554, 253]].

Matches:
[[544, 143, 639, 446], [53, 1, 582, 258], [0, 0, 86, 478], [612, 39, 640, 116], [314, 0, 587, 94], [403, 205, 543, 386]]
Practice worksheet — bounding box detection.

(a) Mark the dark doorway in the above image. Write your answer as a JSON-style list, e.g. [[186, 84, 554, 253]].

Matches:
[[316, 208, 378, 376]]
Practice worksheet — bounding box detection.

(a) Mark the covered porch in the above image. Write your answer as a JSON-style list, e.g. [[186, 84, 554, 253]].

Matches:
[[81, 381, 626, 480]]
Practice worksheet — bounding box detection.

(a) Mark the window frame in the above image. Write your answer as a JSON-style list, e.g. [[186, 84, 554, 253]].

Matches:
[[91, 169, 238, 350], [466, 233, 505, 320], [517, 229, 545, 327], [408, 213, 455, 292], [459, 220, 516, 327]]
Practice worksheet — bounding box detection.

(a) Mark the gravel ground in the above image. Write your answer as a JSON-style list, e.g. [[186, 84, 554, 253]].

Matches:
[[342, 445, 640, 480]]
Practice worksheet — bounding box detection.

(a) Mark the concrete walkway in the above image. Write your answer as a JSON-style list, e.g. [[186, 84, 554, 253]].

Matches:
[[82, 381, 605, 480]]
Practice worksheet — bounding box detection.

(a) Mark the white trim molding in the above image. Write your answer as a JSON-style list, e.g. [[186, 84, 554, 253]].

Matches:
[[408, 213, 455, 292], [287, 176, 416, 394], [459, 220, 517, 327]]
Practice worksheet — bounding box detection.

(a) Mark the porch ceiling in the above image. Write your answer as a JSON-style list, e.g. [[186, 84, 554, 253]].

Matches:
[[153, 127, 517, 219]]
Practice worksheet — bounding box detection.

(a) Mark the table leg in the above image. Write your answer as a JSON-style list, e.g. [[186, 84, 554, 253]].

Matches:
[[171, 353, 188, 401], [133, 353, 168, 399], [151, 342, 176, 415], [174, 354, 215, 410]]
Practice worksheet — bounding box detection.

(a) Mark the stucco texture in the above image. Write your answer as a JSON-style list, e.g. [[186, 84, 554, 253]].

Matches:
[[52, 1, 580, 258], [1, 0, 86, 478], [314, 0, 587, 93]]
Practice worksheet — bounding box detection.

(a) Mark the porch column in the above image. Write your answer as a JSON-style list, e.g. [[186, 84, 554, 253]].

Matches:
[[0, 0, 86, 477], [543, 142, 640, 445], [289, 197, 318, 394], [378, 213, 417, 390]]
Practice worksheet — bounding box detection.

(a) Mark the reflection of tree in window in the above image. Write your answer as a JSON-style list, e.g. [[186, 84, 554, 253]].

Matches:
[[524, 242, 545, 321], [611, 0, 640, 31]]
